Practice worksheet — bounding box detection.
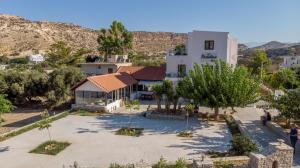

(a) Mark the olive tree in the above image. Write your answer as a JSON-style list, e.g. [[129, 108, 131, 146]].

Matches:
[[270, 91, 300, 127], [0, 94, 13, 125]]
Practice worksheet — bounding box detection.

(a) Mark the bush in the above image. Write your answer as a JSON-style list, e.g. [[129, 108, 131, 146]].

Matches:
[[177, 131, 193, 138], [10, 57, 29, 64], [173, 158, 189, 168], [229, 135, 258, 155], [109, 163, 134, 168], [152, 157, 168, 168], [224, 115, 240, 135], [152, 157, 190, 168], [30, 140, 70, 155], [116, 127, 144, 137], [214, 160, 234, 168]]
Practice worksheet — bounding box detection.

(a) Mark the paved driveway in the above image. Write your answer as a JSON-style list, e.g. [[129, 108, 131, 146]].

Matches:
[[0, 114, 231, 168]]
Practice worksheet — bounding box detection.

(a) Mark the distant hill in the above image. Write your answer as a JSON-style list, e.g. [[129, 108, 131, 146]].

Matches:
[[241, 41, 300, 57], [0, 14, 187, 57]]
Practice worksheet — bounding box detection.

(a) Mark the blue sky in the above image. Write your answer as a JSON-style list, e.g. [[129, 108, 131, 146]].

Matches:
[[0, 0, 299, 43]]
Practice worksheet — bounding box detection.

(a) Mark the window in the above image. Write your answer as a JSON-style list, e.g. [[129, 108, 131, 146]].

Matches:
[[178, 64, 186, 77], [76, 91, 84, 98], [108, 68, 113, 74], [205, 40, 214, 50]]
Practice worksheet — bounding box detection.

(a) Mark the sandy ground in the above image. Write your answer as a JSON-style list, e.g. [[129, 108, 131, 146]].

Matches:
[[0, 111, 42, 134]]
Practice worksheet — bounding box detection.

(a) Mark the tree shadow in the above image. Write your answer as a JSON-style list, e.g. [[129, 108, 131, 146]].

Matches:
[[76, 128, 99, 134], [87, 114, 203, 135], [0, 146, 10, 153]]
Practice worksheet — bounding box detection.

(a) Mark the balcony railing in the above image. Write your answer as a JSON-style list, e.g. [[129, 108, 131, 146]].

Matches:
[[168, 50, 188, 56], [201, 52, 217, 59]]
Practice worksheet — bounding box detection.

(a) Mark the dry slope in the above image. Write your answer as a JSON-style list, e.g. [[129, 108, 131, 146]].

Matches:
[[0, 14, 187, 57]]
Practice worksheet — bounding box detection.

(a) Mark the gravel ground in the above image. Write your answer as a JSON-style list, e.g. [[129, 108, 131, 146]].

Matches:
[[0, 114, 231, 168]]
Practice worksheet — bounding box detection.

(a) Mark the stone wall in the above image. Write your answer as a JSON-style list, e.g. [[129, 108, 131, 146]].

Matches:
[[193, 140, 293, 168], [249, 142, 293, 168]]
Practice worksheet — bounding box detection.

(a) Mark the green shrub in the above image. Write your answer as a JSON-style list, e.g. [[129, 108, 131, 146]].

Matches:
[[116, 127, 144, 137], [30, 140, 70, 155], [224, 115, 240, 135], [152, 157, 191, 168], [10, 57, 29, 64], [152, 157, 168, 168], [71, 109, 103, 116], [174, 158, 189, 168], [214, 160, 234, 168], [109, 163, 134, 168], [177, 131, 193, 138], [229, 135, 258, 155]]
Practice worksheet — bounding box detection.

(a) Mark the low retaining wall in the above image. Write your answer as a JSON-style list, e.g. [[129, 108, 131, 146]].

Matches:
[[212, 156, 250, 168], [193, 143, 293, 168]]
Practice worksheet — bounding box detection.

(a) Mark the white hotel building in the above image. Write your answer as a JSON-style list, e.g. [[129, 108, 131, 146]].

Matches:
[[166, 31, 238, 81]]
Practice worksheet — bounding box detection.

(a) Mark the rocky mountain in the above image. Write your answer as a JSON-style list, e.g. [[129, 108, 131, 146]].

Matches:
[[0, 14, 187, 57]]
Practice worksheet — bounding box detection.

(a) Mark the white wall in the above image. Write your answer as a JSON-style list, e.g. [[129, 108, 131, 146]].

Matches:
[[166, 31, 238, 76], [106, 99, 122, 112], [281, 56, 300, 68], [80, 64, 118, 75], [76, 81, 104, 92]]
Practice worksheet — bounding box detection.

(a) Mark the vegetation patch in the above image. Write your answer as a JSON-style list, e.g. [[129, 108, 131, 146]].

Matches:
[[177, 130, 193, 138], [71, 109, 104, 116], [229, 135, 258, 156], [224, 115, 241, 135], [152, 157, 192, 168], [0, 111, 69, 142], [116, 127, 144, 137], [109, 163, 135, 168], [30, 140, 70, 155]]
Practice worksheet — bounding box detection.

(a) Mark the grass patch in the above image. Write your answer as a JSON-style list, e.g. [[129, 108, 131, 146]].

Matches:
[[30, 140, 70, 155], [177, 130, 193, 138], [0, 111, 69, 142], [109, 163, 135, 168], [116, 127, 144, 137], [71, 110, 103, 116], [153, 157, 192, 168]]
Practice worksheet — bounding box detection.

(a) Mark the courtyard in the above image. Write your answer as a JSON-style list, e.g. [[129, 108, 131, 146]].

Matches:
[[0, 114, 231, 168]]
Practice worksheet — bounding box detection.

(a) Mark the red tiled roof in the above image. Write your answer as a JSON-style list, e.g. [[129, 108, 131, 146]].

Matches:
[[117, 66, 166, 81], [73, 73, 137, 93]]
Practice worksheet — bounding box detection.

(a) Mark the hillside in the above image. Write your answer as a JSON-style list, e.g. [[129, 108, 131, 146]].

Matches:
[[0, 14, 187, 57], [242, 41, 300, 57]]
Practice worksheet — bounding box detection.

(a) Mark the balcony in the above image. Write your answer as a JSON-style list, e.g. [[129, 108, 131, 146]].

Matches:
[[167, 50, 187, 56]]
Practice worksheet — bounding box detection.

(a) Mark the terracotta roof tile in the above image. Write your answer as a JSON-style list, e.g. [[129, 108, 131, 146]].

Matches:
[[117, 65, 166, 81], [73, 73, 137, 93]]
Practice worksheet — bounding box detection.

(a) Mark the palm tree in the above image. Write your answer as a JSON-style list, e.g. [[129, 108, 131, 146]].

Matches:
[[152, 84, 164, 111], [162, 80, 173, 112], [97, 21, 133, 61]]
